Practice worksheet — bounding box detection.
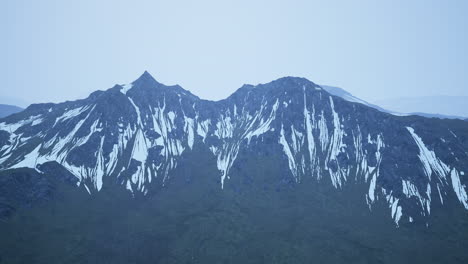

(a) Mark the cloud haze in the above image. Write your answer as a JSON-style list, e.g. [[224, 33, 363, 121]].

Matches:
[[1, 0, 468, 105]]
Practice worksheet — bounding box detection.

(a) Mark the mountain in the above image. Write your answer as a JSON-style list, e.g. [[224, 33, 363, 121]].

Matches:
[[0, 96, 30, 109], [374, 95, 468, 119], [0, 104, 23, 118], [1, 71, 467, 224], [1, 72, 468, 263], [322, 85, 467, 119], [320, 85, 389, 113]]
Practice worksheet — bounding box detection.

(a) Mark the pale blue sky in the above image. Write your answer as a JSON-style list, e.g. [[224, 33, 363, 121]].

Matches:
[[1, 0, 468, 107]]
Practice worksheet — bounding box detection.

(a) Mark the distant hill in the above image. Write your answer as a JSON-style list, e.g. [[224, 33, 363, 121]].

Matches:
[[0, 104, 23, 118], [373, 96, 468, 119], [322, 86, 467, 120]]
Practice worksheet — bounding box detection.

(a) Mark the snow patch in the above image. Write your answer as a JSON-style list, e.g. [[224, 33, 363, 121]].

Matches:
[[55, 106, 90, 125], [121, 83, 133, 94], [450, 169, 468, 209], [10, 144, 42, 169], [279, 125, 298, 180], [406, 127, 450, 180]]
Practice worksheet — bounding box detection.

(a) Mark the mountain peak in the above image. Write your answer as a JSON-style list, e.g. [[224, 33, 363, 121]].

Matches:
[[133, 70, 159, 85], [265, 76, 319, 90], [141, 70, 152, 78], [274, 76, 313, 83]]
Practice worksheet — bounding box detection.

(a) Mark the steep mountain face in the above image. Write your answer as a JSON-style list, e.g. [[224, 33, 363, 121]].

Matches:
[[1, 72, 468, 227], [0, 104, 23, 118]]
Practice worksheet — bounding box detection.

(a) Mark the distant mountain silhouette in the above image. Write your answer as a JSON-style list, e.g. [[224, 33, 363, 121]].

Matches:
[[373, 95, 468, 119], [0, 104, 23, 118]]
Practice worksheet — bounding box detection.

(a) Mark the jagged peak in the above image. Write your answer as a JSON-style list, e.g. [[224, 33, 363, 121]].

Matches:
[[113, 71, 200, 102], [115, 71, 160, 95], [132, 70, 160, 87], [138, 70, 155, 80]]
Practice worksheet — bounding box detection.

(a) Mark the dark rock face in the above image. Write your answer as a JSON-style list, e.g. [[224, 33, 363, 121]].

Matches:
[[0, 169, 54, 218], [0, 72, 467, 226], [37, 161, 80, 186]]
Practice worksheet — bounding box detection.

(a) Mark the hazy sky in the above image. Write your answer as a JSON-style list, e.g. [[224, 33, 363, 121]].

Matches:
[[1, 0, 468, 107]]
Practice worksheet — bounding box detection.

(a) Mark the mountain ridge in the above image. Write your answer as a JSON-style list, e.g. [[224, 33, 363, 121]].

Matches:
[[0, 72, 467, 227]]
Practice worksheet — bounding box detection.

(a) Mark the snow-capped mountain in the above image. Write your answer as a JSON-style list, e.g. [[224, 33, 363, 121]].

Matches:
[[1, 72, 467, 226]]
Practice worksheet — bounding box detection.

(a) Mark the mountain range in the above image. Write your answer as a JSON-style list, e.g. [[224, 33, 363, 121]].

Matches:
[[0, 72, 467, 263]]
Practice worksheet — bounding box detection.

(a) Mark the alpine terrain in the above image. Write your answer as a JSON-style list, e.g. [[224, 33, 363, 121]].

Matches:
[[0, 72, 467, 263]]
